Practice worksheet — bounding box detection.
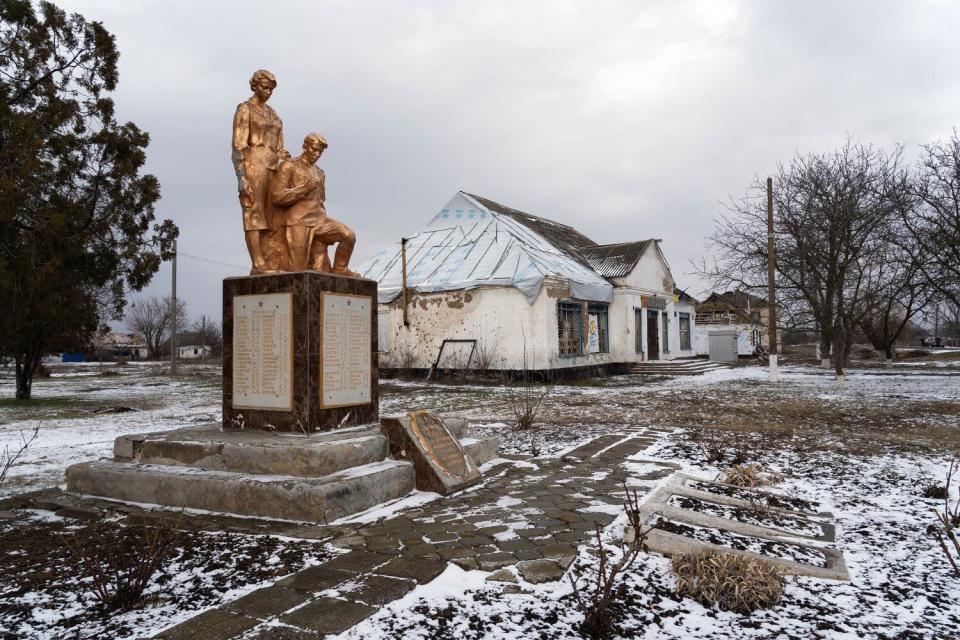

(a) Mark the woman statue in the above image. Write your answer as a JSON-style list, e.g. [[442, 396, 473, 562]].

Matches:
[[231, 69, 287, 274]]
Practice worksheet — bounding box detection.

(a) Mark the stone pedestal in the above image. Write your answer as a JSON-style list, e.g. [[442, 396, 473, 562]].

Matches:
[[222, 271, 378, 433]]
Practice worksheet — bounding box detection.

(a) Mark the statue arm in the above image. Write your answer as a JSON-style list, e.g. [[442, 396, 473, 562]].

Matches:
[[271, 163, 315, 206]]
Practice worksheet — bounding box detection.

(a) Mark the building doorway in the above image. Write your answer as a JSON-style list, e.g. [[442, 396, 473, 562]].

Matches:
[[647, 309, 659, 360]]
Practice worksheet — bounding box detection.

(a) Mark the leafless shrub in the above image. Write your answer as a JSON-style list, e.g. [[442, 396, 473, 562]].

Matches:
[[689, 430, 750, 466], [927, 459, 960, 576], [722, 464, 782, 488], [66, 512, 183, 611], [672, 550, 784, 614], [473, 335, 501, 374], [924, 484, 949, 500], [0, 424, 39, 488], [505, 338, 550, 431], [569, 481, 652, 639]]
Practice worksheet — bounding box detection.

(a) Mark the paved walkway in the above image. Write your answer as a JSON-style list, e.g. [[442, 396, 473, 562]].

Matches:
[[149, 427, 675, 639]]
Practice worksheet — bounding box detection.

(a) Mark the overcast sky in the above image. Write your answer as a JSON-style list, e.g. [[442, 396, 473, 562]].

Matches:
[[56, 0, 960, 326]]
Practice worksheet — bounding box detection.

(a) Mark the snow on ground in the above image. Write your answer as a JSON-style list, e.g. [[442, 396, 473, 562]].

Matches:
[[3, 357, 960, 638]]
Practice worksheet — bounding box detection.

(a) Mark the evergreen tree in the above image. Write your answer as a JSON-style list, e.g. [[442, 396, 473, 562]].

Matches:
[[0, 0, 177, 399]]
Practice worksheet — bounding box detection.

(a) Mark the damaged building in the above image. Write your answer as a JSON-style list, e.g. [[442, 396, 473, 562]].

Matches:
[[357, 191, 697, 377]]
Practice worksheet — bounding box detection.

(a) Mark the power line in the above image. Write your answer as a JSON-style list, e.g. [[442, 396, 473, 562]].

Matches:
[[178, 251, 248, 271]]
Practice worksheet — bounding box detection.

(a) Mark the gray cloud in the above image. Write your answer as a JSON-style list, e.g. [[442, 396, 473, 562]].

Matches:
[[57, 0, 960, 323]]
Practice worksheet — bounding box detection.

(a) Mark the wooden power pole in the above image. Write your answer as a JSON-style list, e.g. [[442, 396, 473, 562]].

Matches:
[[766, 177, 779, 382], [170, 238, 178, 376], [401, 237, 409, 327]]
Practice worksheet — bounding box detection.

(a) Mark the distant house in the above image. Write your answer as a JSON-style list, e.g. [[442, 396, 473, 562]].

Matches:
[[93, 331, 149, 360], [177, 344, 212, 359], [357, 191, 697, 376], [694, 290, 779, 356]]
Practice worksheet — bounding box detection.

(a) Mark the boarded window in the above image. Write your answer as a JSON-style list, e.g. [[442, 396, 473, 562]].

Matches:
[[679, 313, 691, 351], [588, 303, 609, 353], [558, 301, 583, 356]]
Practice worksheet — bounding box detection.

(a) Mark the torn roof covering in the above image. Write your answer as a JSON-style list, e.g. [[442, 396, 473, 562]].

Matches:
[[357, 191, 656, 305]]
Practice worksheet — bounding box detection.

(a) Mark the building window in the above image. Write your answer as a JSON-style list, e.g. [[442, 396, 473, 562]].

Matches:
[[588, 303, 609, 353], [558, 301, 583, 356], [679, 313, 691, 351], [662, 311, 669, 353]]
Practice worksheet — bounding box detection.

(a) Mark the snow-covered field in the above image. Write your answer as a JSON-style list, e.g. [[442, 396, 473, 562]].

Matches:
[[2, 358, 960, 639]]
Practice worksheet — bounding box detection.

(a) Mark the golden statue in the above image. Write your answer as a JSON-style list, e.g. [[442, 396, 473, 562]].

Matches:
[[232, 69, 288, 274], [272, 133, 358, 276], [232, 71, 357, 277]]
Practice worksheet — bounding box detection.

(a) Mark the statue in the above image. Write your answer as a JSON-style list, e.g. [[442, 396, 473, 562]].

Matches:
[[232, 71, 357, 277], [272, 133, 358, 276], [231, 70, 288, 274]]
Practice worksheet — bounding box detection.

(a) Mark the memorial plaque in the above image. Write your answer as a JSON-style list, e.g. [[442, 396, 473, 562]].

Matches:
[[320, 293, 372, 408], [380, 410, 480, 495], [409, 411, 469, 477], [232, 293, 293, 411]]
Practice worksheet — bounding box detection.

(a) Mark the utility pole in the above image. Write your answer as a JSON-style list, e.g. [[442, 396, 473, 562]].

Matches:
[[170, 238, 178, 376], [401, 237, 409, 327], [766, 177, 779, 382]]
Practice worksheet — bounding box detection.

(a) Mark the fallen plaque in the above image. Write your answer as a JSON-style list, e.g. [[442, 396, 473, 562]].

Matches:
[[380, 410, 480, 495]]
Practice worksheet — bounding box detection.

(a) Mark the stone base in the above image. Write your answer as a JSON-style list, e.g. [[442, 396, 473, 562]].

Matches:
[[65, 419, 498, 522], [222, 271, 378, 434]]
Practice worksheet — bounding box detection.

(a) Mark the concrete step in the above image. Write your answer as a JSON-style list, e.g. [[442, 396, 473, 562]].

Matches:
[[65, 458, 416, 522], [631, 361, 730, 376], [115, 424, 390, 479]]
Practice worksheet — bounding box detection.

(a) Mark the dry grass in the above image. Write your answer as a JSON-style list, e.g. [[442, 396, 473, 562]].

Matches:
[[722, 464, 782, 488], [672, 550, 784, 614]]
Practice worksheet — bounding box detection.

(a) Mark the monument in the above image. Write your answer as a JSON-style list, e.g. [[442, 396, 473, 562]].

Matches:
[[224, 71, 373, 433], [64, 70, 497, 521]]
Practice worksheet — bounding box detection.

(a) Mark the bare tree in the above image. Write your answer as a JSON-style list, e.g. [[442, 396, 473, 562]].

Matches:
[[700, 141, 910, 377], [192, 315, 222, 357], [907, 131, 960, 308], [858, 223, 935, 363], [125, 296, 187, 359]]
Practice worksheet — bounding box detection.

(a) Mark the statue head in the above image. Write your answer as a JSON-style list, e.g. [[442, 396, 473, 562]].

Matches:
[[302, 133, 328, 163], [249, 69, 277, 101]]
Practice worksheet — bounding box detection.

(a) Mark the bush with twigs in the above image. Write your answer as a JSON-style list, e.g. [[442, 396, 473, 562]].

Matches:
[[672, 550, 784, 614], [0, 424, 39, 489], [66, 512, 183, 612], [927, 459, 960, 576], [569, 481, 652, 638], [505, 339, 550, 431], [722, 464, 782, 488]]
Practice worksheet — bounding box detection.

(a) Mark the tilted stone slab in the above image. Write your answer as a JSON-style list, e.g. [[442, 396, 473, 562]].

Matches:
[[65, 458, 414, 523], [380, 411, 480, 495]]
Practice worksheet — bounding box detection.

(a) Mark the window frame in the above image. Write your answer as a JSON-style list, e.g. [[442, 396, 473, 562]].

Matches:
[[557, 300, 584, 357], [587, 302, 610, 353], [679, 312, 691, 351]]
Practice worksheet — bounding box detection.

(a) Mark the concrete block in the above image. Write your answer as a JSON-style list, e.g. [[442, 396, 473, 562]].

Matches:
[[65, 458, 414, 523], [461, 437, 499, 466], [127, 424, 389, 478]]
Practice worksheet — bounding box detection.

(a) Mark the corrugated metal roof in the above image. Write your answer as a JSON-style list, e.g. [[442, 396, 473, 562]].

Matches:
[[356, 192, 614, 304], [579, 241, 654, 278], [463, 193, 598, 266]]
